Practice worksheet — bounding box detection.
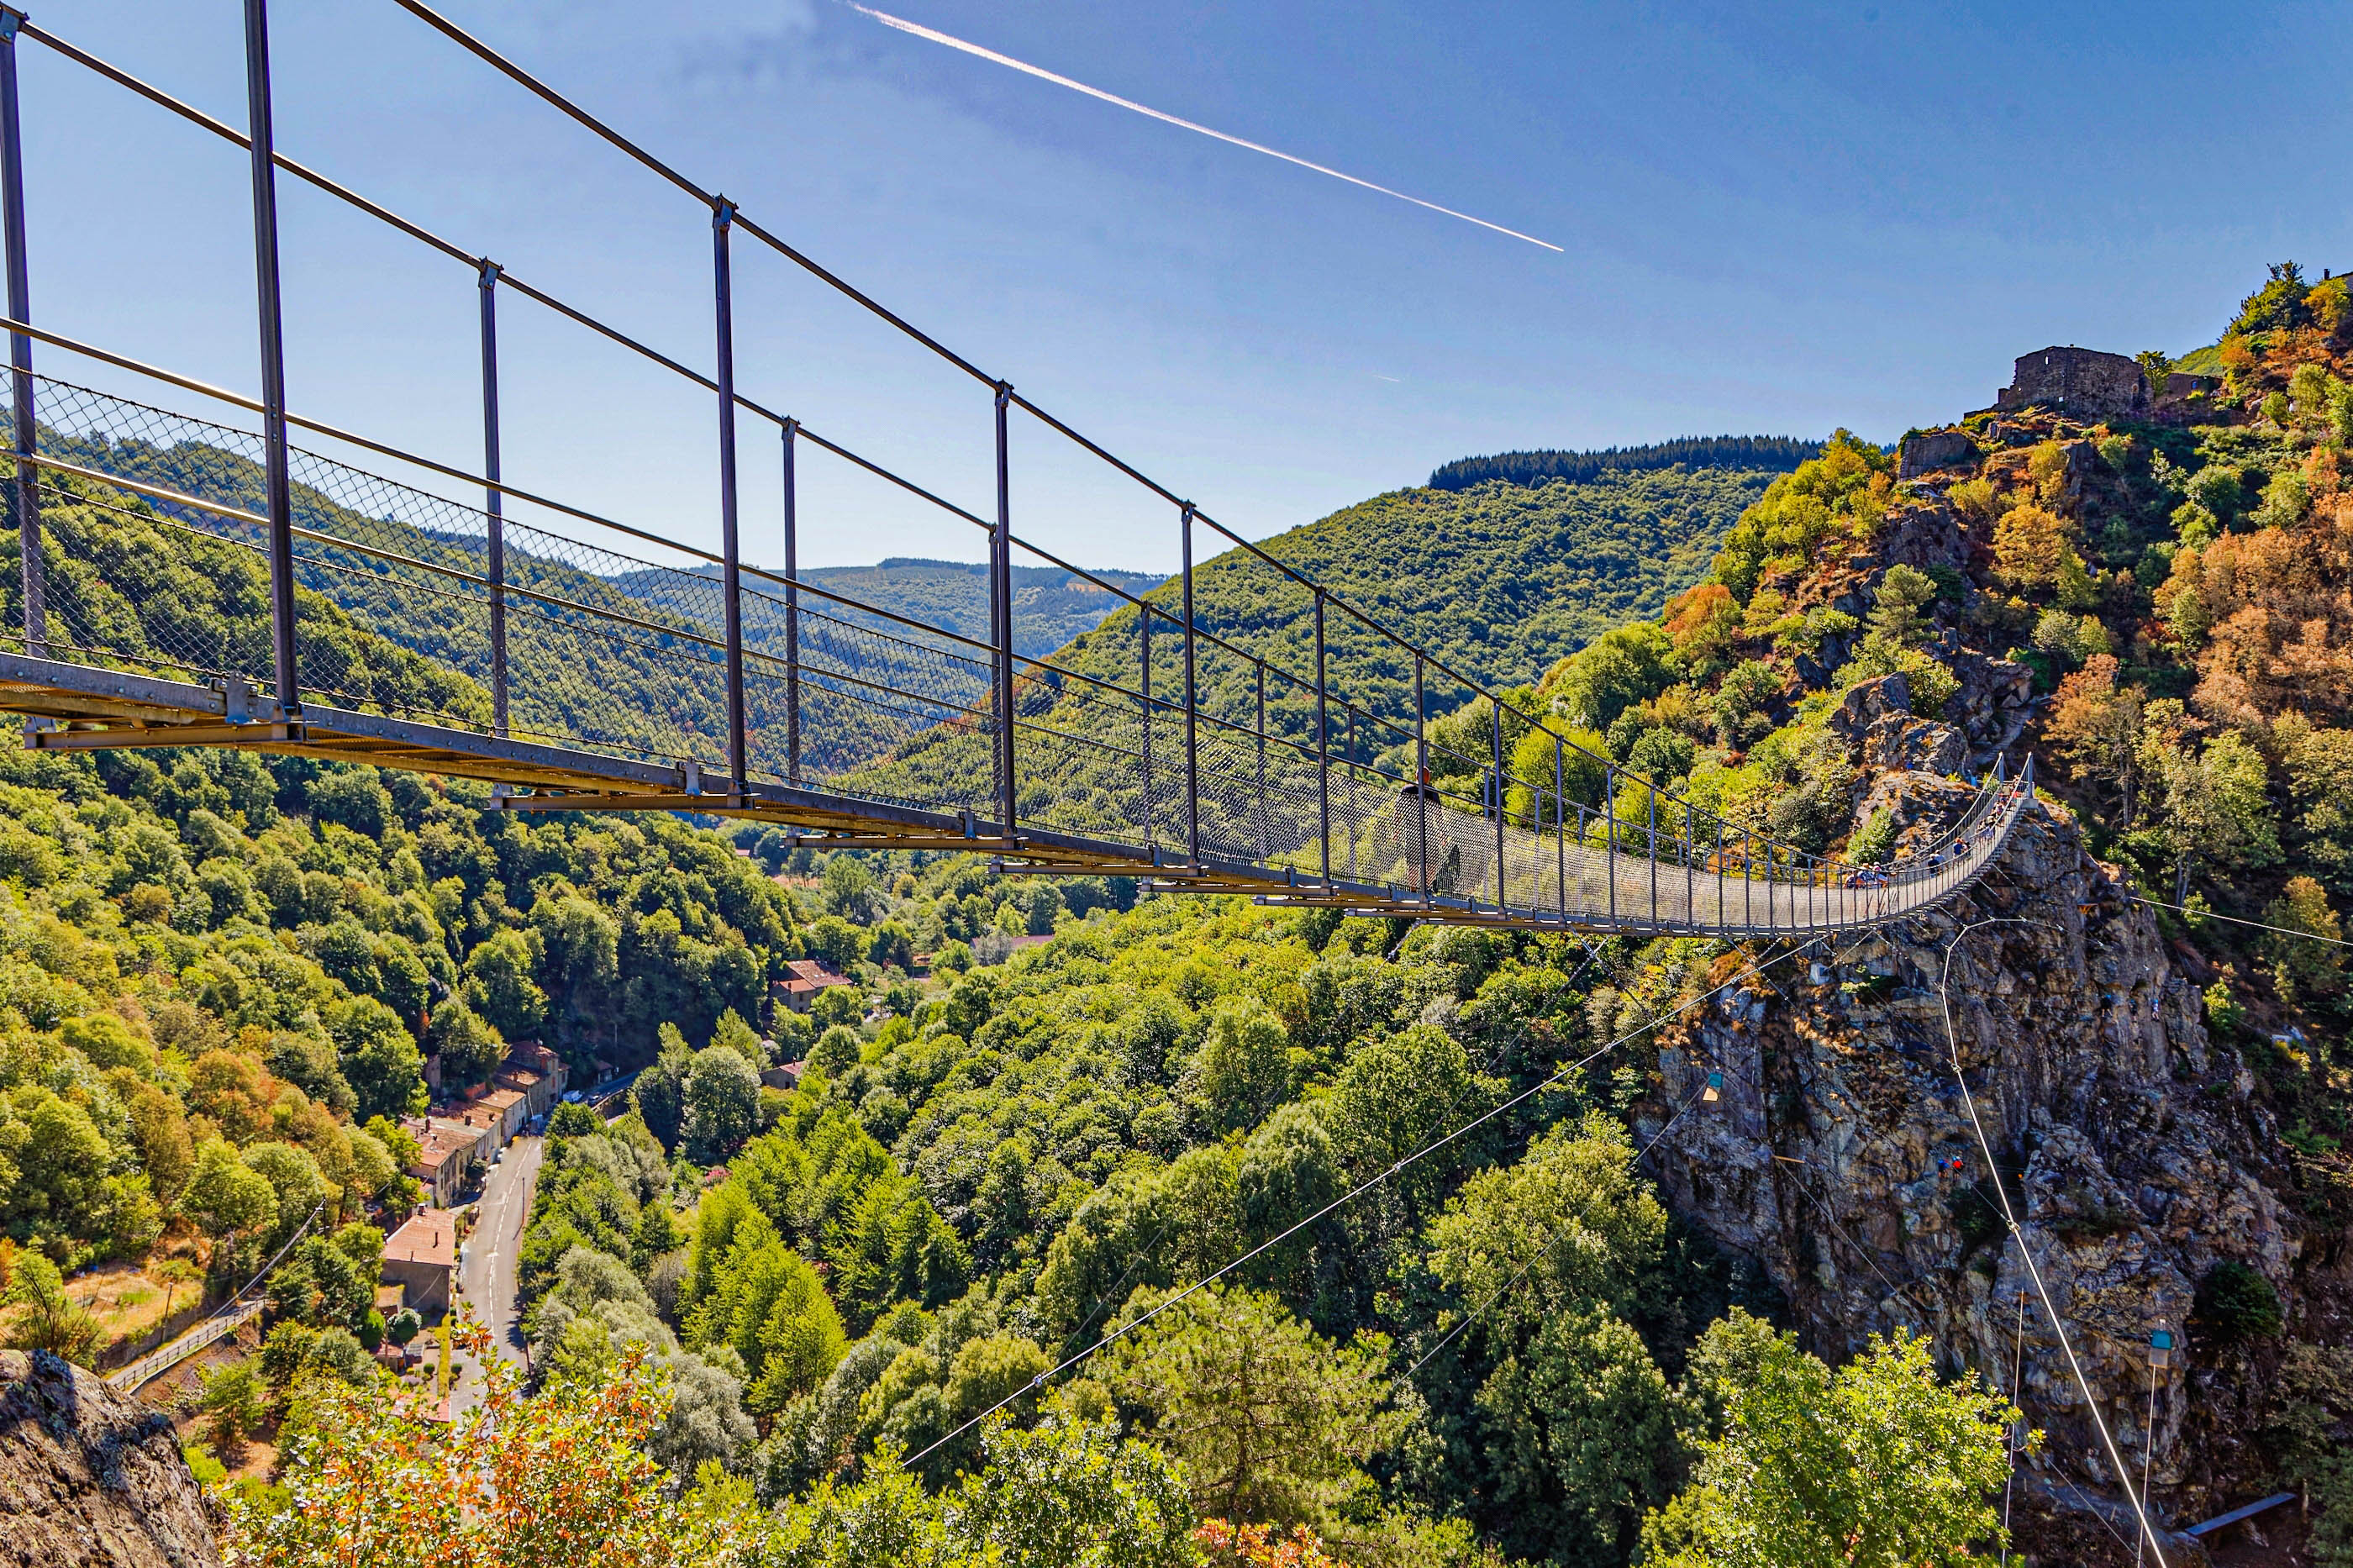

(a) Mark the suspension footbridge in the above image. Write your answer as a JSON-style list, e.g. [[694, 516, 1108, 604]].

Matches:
[[0, 3, 2030, 937]]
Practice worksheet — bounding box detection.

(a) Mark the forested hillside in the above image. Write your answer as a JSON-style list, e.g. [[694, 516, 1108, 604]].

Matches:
[[1061, 464, 1771, 727], [13, 261, 2353, 1568], [1427, 436, 1823, 492]]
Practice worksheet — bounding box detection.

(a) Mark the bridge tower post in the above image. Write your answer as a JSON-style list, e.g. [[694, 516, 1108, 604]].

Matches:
[[0, 8, 40, 657], [782, 418, 800, 784], [1180, 502, 1199, 869], [241, 0, 299, 716], [992, 383, 1016, 845], [1313, 590, 1329, 887], [711, 198, 746, 801], [476, 260, 507, 736]]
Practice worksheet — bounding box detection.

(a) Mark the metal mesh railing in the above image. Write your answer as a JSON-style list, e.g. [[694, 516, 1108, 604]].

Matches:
[[0, 10, 2031, 937], [0, 373, 2030, 934]]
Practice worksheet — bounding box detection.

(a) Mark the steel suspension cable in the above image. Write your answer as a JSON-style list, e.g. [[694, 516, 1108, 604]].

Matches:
[[2128, 893, 2353, 949], [1935, 917, 2171, 1568], [1401, 1078, 1711, 1381], [901, 934, 1834, 1471]]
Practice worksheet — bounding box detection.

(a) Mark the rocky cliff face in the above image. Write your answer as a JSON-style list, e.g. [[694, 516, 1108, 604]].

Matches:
[[1644, 759, 2300, 1558], [0, 1350, 221, 1568]]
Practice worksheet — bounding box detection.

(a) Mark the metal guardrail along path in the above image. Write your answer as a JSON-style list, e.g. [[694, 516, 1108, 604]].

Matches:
[[104, 1299, 263, 1396], [0, 4, 2030, 936]]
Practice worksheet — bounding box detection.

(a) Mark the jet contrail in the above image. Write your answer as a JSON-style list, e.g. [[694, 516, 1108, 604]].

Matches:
[[845, 3, 1562, 253]]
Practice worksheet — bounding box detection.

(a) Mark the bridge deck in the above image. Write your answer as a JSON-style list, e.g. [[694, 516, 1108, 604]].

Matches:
[[0, 634, 2031, 939]]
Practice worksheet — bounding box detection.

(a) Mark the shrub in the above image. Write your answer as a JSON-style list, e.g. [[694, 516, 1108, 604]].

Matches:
[[198, 1361, 266, 1449], [2195, 1261, 2282, 1343]]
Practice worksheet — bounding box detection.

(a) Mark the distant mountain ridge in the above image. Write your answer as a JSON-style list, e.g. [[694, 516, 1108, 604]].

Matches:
[[1429, 434, 1824, 492], [624, 558, 1165, 661]]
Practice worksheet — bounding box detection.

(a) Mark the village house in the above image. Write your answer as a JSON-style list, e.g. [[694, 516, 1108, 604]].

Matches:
[[404, 1115, 489, 1207], [493, 1041, 569, 1119], [430, 1081, 529, 1155], [379, 1205, 456, 1314], [775, 956, 850, 1013]]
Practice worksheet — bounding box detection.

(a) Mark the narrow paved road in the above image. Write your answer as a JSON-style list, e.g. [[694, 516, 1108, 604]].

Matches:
[[450, 1132, 542, 1416]]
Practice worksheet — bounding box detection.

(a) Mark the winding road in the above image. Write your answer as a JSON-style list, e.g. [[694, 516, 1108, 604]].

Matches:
[[449, 1132, 542, 1417]]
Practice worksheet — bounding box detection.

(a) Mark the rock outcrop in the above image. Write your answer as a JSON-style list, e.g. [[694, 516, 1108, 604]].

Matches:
[[1898, 428, 1977, 480], [1642, 780, 2294, 1547], [0, 1350, 221, 1568]]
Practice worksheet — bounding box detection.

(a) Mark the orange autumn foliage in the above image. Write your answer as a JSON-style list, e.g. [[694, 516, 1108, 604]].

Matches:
[[2157, 450, 2353, 729], [219, 1319, 761, 1568], [1194, 1520, 1355, 1568]]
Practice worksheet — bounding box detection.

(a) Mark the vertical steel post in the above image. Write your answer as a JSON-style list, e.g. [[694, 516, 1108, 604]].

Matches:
[[1606, 768, 1617, 927], [1413, 654, 1429, 905], [1253, 660, 1267, 863], [0, 8, 39, 657], [243, 0, 298, 713], [711, 200, 746, 797], [1314, 591, 1329, 886], [1649, 787, 1659, 929], [476, 260, 508, 735], [993, 385, 1017, 843], [1491, 702, 1505, 909], [1555, 736, 1566, 923], [782, 418, 801, 784], [1345, 706, 1357, 880], [1685, 802, 1694, 934], [1139, 602, 1153, 853], [1180, 502, 1200, 867], [1713, 818, 1724, 937]]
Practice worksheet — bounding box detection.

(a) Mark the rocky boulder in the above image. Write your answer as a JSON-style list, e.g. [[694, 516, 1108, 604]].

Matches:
[[1824, 672, 1971, 778], [1898, 428, 1977, 480], [0, 1350, 220, 1568]]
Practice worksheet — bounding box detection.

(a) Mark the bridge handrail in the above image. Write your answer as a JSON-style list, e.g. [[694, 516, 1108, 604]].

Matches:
[[5, 13, 1838, 876]]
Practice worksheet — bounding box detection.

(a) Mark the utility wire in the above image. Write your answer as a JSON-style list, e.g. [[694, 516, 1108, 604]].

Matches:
[[1401, 1079, 1710, 1381], [2002, 1287, 2025, 1566], [901, 934, 1821, 1470], [2129, 893, 2353, 950], [1935, 918, 2171, 1568]]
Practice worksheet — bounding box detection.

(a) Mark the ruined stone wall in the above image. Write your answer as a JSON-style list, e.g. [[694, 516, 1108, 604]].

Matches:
[[1996, 346, 2151, 419]]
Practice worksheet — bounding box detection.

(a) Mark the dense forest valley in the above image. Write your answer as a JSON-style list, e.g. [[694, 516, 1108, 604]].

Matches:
[[7, 262, 2353, 1566]]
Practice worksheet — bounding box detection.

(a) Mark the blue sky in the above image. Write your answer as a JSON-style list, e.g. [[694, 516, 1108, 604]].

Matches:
[[18, 2, 2351, 574]]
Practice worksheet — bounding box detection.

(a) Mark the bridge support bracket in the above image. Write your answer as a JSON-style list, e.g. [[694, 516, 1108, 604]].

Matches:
[[29, 722, 305, 750]]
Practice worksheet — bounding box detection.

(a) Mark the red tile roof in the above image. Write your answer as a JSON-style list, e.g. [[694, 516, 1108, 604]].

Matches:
[[383, 1208, 456, 1271]]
